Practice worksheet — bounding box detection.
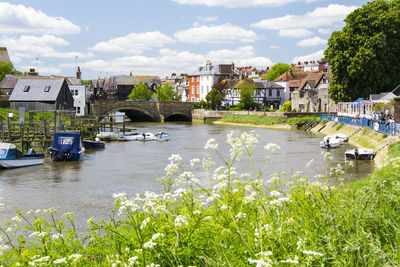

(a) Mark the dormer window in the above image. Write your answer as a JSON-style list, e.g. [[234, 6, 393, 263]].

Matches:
[[44, 86, 51, 92], [23, 86, 30, 92]]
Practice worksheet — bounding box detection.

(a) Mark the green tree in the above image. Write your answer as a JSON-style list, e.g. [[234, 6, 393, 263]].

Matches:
[[325, 0, 400, 102], [238, 81, 256, 110], [281, 101, 292, 112], [81, 80, 91, 85], [156, 83, 178, 101], [263, 63, 295, 81], [206, 87, 224, 110], [128, 82, 153, 100], [0, 62, 21, 82]]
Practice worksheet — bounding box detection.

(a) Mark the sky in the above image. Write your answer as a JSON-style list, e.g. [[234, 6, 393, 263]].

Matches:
[[0, 0, 367, 80]]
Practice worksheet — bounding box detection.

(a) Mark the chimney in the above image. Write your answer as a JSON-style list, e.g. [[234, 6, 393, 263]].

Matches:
[[28, 68, 38, 76], [129, 71, 132, 76], [76, 66, 81, 80], [206, 60, 212, 66]]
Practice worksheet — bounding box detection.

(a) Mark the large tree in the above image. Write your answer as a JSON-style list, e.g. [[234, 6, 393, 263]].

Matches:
[[206, 87, 224, 110], [156, 83, 178, 101], [263, 63, 295, 81], [0, 62, 21, 82], [238, 81, 256, 110], [128, 82, 153, 100], [325, 0, 400, 102]]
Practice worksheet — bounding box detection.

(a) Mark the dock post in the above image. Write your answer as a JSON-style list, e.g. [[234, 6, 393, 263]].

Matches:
[[123, 116, 126, 134]]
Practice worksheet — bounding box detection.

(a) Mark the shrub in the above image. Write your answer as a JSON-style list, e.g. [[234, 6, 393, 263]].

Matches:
[[335, 122, 344, 130], [362, 127, 371, 135], [321, 118, 329, 125], [281, 101, 292, 112], [383, 133, 388, 138]]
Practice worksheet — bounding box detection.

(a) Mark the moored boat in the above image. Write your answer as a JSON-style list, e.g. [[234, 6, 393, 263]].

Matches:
[[50, 132, 85, 161], [332, 133, 348, 143], [117, 132, 169, 141], [345, 148, 376, 160], [320, 136, 340, 148], [82, 138, 105, 149], [0, 143, 44, 169]]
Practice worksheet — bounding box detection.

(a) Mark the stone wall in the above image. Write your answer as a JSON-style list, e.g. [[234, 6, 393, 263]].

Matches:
[[291, 88, 336, 113]]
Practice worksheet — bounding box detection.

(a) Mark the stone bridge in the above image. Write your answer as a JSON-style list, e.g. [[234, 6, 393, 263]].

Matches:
[[90, 101, 193, 122]]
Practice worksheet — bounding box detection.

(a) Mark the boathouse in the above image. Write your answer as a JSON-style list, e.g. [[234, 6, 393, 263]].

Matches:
[[9, 77, 74, 111]]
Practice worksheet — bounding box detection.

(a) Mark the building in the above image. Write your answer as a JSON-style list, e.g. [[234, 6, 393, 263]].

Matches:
[[217, 79, 284, 108], [294, 61, 327, 72], [69, 85, 87, 116], [274, 70, 311, 98], [291, 72, 335, 112], [9, 78, 74, 111], [108, 74, 161, 101], [0, 47, 10, 63], [189, 61, 238, 102]]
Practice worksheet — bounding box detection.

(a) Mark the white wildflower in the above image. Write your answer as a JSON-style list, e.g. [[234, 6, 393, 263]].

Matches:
[[248, 258, 272, 267], [113, 193, 126, 199], [235, 212, 246, 220], [151, 233, 164, 240], [193, 210, 201, 215], [68, 254, 82, 261], [143, 240, 157, 249], [128, 256, 139, 265], [54, 257, 67, 264], [264, 143, 280, 153], [306, 159, 314, 168], [174, 215, 188, 227], [303, 250, 323, 257], [256, 251, 273, 257], [205, 138, 218, 150], [280, 256, 299, 264], [270, 190, 282, 198], [190, 158, 200, 166], [52, 233, 63, 240], [11, 216, 22, 223]]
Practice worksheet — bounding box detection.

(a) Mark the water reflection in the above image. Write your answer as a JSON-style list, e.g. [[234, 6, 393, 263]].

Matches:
[[0, 122, 375, 225]]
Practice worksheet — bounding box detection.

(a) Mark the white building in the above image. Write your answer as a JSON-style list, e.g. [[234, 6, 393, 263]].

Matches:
[[191, 61, 238, 101], [69, 85, 87, 116]]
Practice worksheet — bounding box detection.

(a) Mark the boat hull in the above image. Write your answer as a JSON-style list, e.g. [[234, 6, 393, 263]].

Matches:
[[82, 140, 105, 149], [0, 157, 44, 169], [345, 149, 376, 160]]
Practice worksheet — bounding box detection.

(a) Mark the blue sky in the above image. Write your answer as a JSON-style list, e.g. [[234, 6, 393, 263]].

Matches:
[[1, 0, 367, 79]]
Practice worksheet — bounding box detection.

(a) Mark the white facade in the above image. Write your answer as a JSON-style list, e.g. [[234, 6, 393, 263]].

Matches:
[[199, 74, 219, 101], [69, 85, 87, 116], [274, 81, 290, 104]]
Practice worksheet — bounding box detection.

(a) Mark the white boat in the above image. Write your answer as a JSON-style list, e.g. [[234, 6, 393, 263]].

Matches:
[[96, 132, 123, 141], [117, 132, 169, 141], [0, 143, 44, 169], [332, 133, 348, 143], [320, 136, 341, 148], [345, 148, 376, 160]]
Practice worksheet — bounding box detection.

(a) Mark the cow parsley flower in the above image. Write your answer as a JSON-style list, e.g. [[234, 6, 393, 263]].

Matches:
[[205, 138, 218, 150], [303, 250, 324, 257], [190, 158, 200, 166], [235, 212, 246, 220], [174, 215, 188, 227], [264, 143, 280, 153]]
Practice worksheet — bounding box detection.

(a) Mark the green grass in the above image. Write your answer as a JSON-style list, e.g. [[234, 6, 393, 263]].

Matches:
[[335, 122, 345, 130], [220, 114, 317, 126], [1, 134, 400, 266]]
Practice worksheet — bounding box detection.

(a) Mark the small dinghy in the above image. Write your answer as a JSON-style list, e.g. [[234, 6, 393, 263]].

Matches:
[[96, 132, 123, 141], [320, 136, 340, 148], [82, 138, 105, 149], [117, 132, 169, 141], [345, 148, 376, 160], [50, 132, 85, 161], [155, 132, 169, 141], [0, 143, 44, 169]]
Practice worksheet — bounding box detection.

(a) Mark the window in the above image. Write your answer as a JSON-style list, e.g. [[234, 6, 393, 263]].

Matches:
[[59, 137, 74, 145], [269, 89, 272, 97], [201, 86, 203, 93], [197, 85, 199, 93], [192, 86, 194, 94], [196, 98, 199, 102], [277, 90, 280, 97], [192, 77, 194, 82], [77, 107, 81, 114], [23, 86, 30, 92], [0, 149, 6, 156], [44, 86, 51, 92], [191, 97, 195, 102], [75, 90, 79, 96]]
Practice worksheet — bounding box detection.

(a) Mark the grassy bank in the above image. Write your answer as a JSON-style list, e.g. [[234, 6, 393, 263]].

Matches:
[[1, 133, 400, 266], [218, 114, 317, 128]]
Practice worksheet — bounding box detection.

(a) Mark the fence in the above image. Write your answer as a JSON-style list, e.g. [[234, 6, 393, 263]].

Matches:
[[321, 114, 400, 136]]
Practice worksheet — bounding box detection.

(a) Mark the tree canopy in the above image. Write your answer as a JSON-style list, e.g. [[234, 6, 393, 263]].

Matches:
[[325, 0, 400, 102], [238, 81, 256, 110], [156, 83, 178, 101], [0, 62, 21, 82], [206, 87, 224, 110], [263, 63, 295, 81], [128, 82, 153, 101]]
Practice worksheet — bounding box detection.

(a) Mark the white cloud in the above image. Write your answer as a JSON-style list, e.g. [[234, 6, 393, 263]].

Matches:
[[196, 16, 218, 22], [318, 28, 332, 35], [0, 2, 80, 35], [292, 50, 324, 63], [172, 0, 311, 8], [1, 35, 94, 61], [297, 37, 327, 47], [70, 46, 272, 76], [269, 45, 279, 49], [279, 29, 313, 38], [252, 4, 358, 30], [91, 32, 175, 54], [175, 24, 258, 44]]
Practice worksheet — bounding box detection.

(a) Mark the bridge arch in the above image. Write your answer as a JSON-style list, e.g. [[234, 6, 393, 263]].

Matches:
[[99, 106, 160, 122], [164, 112, 191, 122]]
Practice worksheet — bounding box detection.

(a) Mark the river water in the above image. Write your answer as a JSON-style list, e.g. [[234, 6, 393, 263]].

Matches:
[[0, 122, 374, 225]]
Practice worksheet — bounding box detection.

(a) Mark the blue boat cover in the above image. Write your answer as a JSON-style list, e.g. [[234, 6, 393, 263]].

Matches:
[[52, 132, 81, 155]]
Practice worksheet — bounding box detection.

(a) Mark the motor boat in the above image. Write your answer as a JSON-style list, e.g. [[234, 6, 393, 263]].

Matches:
[[345, 148, 376, 160], [320, 136, 340, 148], [0, 143, 44, 169], [50, 132, 85, 161], [117, 132, 169, 141], [82, 138, 105, 149], [332, 133, 348, 143], [96, 132, 123, 141]]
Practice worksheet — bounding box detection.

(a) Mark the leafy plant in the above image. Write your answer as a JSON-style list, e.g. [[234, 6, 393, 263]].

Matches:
[[335, 122, 344, 130], [321, 118, 329, 125], [128, 82, 153, 101], [281, 101, 292, 112]]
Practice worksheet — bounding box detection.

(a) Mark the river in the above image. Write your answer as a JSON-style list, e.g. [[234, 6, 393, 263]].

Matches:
[[0, 122, 374, 225]]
